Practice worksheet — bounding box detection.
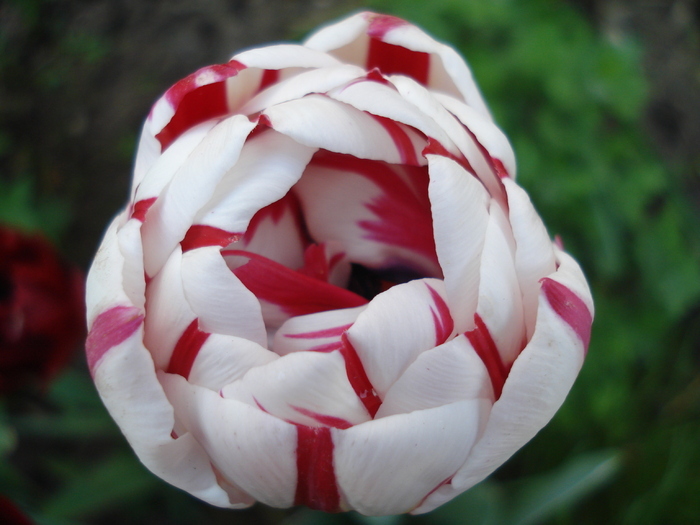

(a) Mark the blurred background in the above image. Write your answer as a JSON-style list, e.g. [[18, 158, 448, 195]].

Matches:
[[1, 0, 699, 523]]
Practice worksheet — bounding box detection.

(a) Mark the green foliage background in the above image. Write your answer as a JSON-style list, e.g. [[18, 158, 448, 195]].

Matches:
[[1, 0, 698, 523]]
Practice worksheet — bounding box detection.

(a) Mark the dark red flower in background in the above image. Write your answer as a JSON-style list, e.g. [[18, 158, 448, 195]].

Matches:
[[0, 226, 85, 394]]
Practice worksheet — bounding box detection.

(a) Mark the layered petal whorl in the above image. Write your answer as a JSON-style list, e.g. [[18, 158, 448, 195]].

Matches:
[[86, 11, 593, 516]]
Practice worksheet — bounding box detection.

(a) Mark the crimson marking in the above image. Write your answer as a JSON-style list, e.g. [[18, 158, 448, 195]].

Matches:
[[291, 406, 353, 430], [423, 139, 475, 174], [367, 37, 430, 86], [465, 314, 508, 400], [131, 197, 157, 222], [155, 61, 245, 150], [259, 69, 280, 90], [366, 13, 409, 38], [225, 250, 367, 317], [339, 333, 382, 417], [426, 283, 453, 346], [86, 306, 144, 375], [294, 426, 340, 512], [541, 278, 592, 354], [180, 225, 241, 252], [371, 114, 421, 166], [285, 324, 353, 340], [166, 319, 210, 379]]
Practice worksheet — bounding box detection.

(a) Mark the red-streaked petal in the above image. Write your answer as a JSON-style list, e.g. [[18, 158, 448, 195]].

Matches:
[[295, 151, 440, 277], [143, 247, 197, 369], [140, 115, 256, 277], [474, 201, 525, 367], [180, 246, 267, 346], [427, 154, 490, 333], [262, 94, 416, 165], [91, 326, 235, 507], [446, 250, 592, 500], [376, 334, 493, 418], [224, 250, 368, 329], [332, 399, 488, 516], [86, 305, 144, 375], [273, 306, 366, 356], [221, 351, 370, 428], [160, 373, 297, 508], [345, 278, 453, 397]]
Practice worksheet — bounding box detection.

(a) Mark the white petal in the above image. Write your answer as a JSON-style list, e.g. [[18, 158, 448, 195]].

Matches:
[[180, 246, 266, 346], [134, 121, 216, 204], [140, 115, 256, 277], [263, 94, 407, 164], [333, 399, 488, 516], [195, 128, 316, 233], [475, 201, 524, 365], [234, 44, 342, 70], [160, 373, 297, 508], [377, 335, 493, 417], [346, 278, 452, 397], [116, 219, 146, 312], [273, 306, 367, 356], [240, 65, 366, 115], [221, 351, 370, 428], [143, 247, 195, 369], [503, 178, 557, 339], [86, 212, 135, 328], [427, 155, 490, 333], [188, 333, 277, 391], [92, 325, 234, 507]]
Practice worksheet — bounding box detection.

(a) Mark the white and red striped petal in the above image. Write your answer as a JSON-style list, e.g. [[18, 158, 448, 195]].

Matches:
[[160, 373, 297, 508], [445, 251, 593, 501], [427, 154, 490, 333], [376, 334, 493, 418], [304, 12, 491, 117], [87, 314, 236, 508], [332, 399, 489, 516], [296, 151, 440, 276], [140, 115, 256, 277], [221, 350, 370, 429], [345, 278, 454, 398]]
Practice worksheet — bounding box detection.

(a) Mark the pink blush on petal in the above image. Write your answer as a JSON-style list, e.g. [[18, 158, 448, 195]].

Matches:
[[86, 306, 144, 375]]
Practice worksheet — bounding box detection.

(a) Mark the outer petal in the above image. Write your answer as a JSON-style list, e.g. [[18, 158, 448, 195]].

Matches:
[[88, 320, 234, 507], [333, 399, 489, 516], [427, 154, 490, 333], [417, 251, 593, 513], [160, 373, 298, 508]]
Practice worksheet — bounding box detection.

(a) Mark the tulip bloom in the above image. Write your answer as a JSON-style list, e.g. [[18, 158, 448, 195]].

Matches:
[[86, 12, 593, 515], [1, 226, 84, 394]]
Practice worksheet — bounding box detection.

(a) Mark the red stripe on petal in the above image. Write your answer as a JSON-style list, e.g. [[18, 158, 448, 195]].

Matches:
[[371, 114, 420, 166], [86, 306, 144, 375], [156, 62, 244, 150], [259, 69, 280, 90], [541, 278, 593, 354], [285, 323, 353, 340], [339, 333, 382, 417], [426, 283, 453, 346], [225, 250, 367, 317], [366, 14, 410, 38], [423, 139, 475, 174], [131, 197, 157, 222], [367, 37, 430, 86], [180, 225, 241, 252], [291, 406, 353, 430], [294, 426, 341, 512], [166, 319, 210, 379], [465, 314, 508, 399]]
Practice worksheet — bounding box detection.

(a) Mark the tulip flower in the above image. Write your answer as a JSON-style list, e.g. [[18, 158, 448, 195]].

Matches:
[[86, 12, 593, 515], [0, 226, 84, 394]]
